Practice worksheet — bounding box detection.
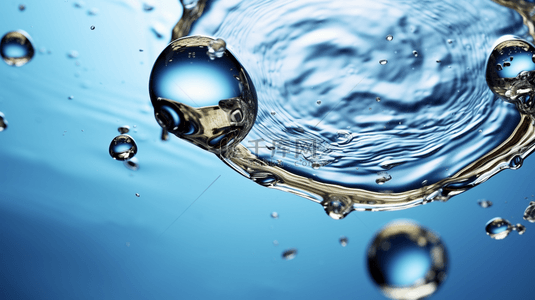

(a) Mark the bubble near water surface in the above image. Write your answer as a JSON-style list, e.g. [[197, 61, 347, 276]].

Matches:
[[0, 30, 35, 67], [366, 220, 448, 300], [109, 134, 137, 161], [485, 217, 514, 240]]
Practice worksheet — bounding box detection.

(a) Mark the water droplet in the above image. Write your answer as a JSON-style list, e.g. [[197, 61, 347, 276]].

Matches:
[[109, 134, 138, 161], [367, 220, 448, 300], [18, 4, 25, 11], [523, 201, 535, 223], [386, 35, 393, 41], [509, 155, 523, 169], [270, 212, 279, 219], [323, 198, 348, 219], [376, 97, 381, 102], [143, 3, 154, 11], [282, 249, 297, 260], [207, 38, 226, 60], [124, 157, 139, 171], [118, 126, 130, 134], [376, 172, 392, 185], [413, 50, 419, 57], [478, 200, 493, 208], [379, 59, 388, 65], [0, 30, 35, 67], [135, 193, 140, 197], [485, 217, 513, 240], [339, 236, 348, 247], [514, 223, 526, 235], [90, 25, 95, 30], [67, 50, 79, 59], [316, 100, 322, 105], [68, 95, 74, 100], [0, 112, 8, 132]]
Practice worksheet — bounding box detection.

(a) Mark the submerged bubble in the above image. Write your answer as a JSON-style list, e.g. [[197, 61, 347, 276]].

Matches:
[[19, 4, 25, 11], [270, 212, 279, 219], [143, 3, 154, 11], [339, 236, 348, 247], [109, 134, 138, 161], [207, 38, 226, 60], [514, 223, 526, 235], [386, 35, 393, 41], [316, 100, 321, 105], [90, 25, 95, 30], [379, 59, 388, 65], [412, 50, 419, 57], [68, 95, 74, 100], [478, 200, 493, 208], [0, 30, 35, 67], [367, 220, 448, 300], [118, 126, 130, 134], [123, 157, 139, 171], [282, 249, 297, 260], [523, 201, 535, 222], [68, 50, 79, 59], [376, 97, 381, 102], [135, 193, 140, 197], [485, 217, 513, 240], [0, 112, 8, 132]]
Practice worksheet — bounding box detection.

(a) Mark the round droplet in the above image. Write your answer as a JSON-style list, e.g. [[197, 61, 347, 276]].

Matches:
[[523, 201, 535, 223], [90, 25, 95, 30], [19, 4, 26, 11], [339, 236, 348, 247], [376, 97, 381, 102], [135, 193, 140, 197], [509, 155, 523, 169], [316, 100, 322, 105], [0, 30, 35, 67], [123, 157, 139, 171], [207, 38, 226, 60], [367, 220, 448, 300], [379, 59, 388, 65], [514, 223, 526, 235], [412, 50, 418, 57], [282, 249, 297, 260], [386, 35, 393, 41], [149, 36, 257, 153], [270, 212, 279, 219], [485, 217, 513, 240], [109, 134, 138, 161], [478, 200, 493, 208], [118, 126, 130, 134], [0, 112, 8, 132]]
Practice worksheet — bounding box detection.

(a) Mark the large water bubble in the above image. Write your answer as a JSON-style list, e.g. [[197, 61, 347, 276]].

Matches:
[[109, 134, 138, 161], [149, 36, 257, 154], [366, 220, 448, 300], [0, 30, 35, 67]]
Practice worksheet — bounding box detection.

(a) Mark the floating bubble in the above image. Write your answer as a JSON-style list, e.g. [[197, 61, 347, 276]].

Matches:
[[0, 112, 7, 132], [149, 36, 257, 154], [386, 35, 393, 41], [118, 126, 130, 134], [447, 39, 453, 44], [135, 193, 140, 197], [270, 111, 276, 116], [0, 30, 35, 67], [485, 217, 513, 240], [207, 38, 226, 60], [123, 157, 139, 171], [109, 134, 137, 161], [316, 100, 321, 105], [339, 236, 348, 247], [273, 240, 279, 246], [87, 7, 99, 16], [74, 1, 85, 8], [90, 25, 95, 30], [413, 50, 419, 57], [379, 59, 388, 65], [514, 223, 526, 235], [367, 220, 448, 300], [270, 212, 279, 219], [478, 200, 493, 208], [143, 3, 154, 11], [19, 4, 25, 11], [282, 249, 297, 260], [523, 201, 535, 223], [376, 97, 381, 102], [67, 50, 79, 59], [68, 95, 74, 100]]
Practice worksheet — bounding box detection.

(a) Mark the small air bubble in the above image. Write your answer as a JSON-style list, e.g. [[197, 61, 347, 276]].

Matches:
[[271, 212, 279, 219], [19, 4, 25, 11], [436, 59, 441, 63], [386, 35, 393, 41], [124, 157, 139, 171], [282, 249, 297, 260], [118, 126, 130, 134], [376, 97, 381, 102], [316, 100, 321, 105], [68, 50, 79, 59], [478, 200, 492, 208], [87, 7, 99, 16], [270, 111, 276, 116], [143, 3, 154, 11], [339, 236, 348, 247], [413, 50, 418, 57], [109, 134, 138, 161], [273, 240, 279, 246], [379, 59, 388, 65], [135, 193, 140, 197], [90, 25, 95, 30], [447, 39, 453, 44]]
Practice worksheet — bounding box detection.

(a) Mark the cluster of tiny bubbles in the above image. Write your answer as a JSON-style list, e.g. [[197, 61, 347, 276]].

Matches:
[[478, 199, 493, 208], [0, 112, 8, 132], [124, 157, 139, 171], [485, 217, 526, 240], [270, 212, 279, 219], [281, 248, 297, 260], [148, 35, 258, 154], [523, 201, 535, 223], [0, 30, 35, 67], [118, 125, 130, 134], [207, 38, 227, 60], [339, 236, 348, 247], [109, 134, 138, 161], [366, 220, 448, 300]]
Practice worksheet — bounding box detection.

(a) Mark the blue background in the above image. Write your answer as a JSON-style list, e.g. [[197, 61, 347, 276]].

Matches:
[[0, 1, 534, 299]]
